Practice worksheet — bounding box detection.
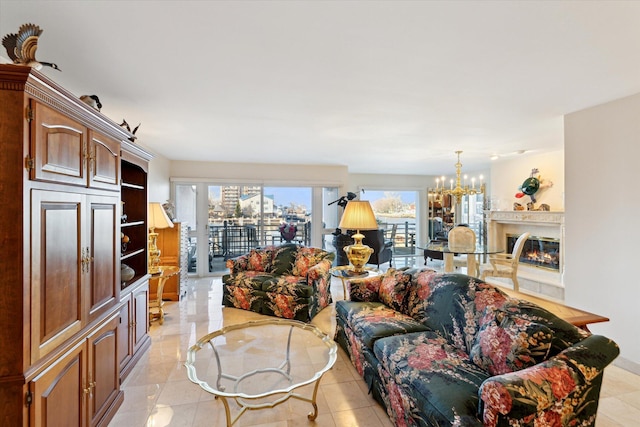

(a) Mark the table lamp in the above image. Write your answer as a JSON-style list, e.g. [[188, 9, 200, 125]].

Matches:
[[339, 200, 378, 275], [148, 202, 174, 274]]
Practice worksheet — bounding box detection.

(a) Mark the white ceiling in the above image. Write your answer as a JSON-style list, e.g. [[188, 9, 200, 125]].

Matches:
[[2, 1, 640, 175]]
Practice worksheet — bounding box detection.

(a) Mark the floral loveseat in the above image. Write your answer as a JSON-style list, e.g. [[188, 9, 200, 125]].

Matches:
[[222, 243, 334, 321], [335, 268, 619, 426]]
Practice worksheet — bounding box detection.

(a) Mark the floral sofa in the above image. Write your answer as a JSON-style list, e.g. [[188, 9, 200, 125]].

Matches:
[[222, 243, 334, 321], [335, 268, 619, 426]]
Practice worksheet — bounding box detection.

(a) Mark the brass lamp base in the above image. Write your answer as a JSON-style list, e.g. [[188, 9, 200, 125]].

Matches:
[[149, 231, 161, 274], [343, 232, 373, 275]]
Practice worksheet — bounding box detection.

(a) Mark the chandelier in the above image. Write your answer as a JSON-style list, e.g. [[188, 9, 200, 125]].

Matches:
[[432, 151, 485, 204]]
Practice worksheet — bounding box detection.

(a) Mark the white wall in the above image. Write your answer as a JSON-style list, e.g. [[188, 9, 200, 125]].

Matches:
[[144, 145, 171, 204], [565, 93, 640, 373], [170, 160, 348, 186], [489, 150, 564, 212]]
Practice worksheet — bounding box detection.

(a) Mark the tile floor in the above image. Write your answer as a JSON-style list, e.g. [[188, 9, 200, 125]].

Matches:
[[109, 274, 640, 427]]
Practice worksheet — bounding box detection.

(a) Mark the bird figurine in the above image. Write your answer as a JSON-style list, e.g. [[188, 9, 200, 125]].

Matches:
[[119, 119, 141, 142], [2, 23, 61, 71], [514, 168, 553, 203], [80, 95, 102, 111]]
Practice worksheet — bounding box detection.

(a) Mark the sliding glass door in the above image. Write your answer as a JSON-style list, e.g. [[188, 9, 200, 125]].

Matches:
[[363, 190, 418, 267], [173, 182, 339, 276]]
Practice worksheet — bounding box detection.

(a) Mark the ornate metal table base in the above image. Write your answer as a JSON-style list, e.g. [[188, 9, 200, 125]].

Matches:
[[185, 319, 337, 426]]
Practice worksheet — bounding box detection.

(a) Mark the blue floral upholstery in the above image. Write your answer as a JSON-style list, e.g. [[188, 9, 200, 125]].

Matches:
[[335, 270, 619, 426], [222, 243, 334, 321]]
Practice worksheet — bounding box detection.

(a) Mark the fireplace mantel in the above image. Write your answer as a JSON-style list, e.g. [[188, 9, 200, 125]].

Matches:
[[487, 210, 564, 225]]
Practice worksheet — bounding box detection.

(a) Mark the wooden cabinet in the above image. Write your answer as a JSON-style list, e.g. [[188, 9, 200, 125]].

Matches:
[[0, 64, 139, 426], [155, 222, 188, 300]]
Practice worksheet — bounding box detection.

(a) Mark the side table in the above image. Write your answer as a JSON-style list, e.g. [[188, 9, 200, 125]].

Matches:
[[330, 266, 381, 300], [149, 265, 181, 325]]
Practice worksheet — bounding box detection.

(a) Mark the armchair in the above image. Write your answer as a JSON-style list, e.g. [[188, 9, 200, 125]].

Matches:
[[334, 229, 394, 268], [360, 229, 393, 268], [481, 232, 530, 291]]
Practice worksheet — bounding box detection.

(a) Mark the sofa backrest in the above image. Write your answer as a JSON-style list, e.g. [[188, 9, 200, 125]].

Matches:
[[406, 273, 590, 356], [270, 243, 300, 274], [268, 243, 334, 276]]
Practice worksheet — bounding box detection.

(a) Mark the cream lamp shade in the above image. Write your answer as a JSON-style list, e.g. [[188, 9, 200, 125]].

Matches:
[[338, 200, 378, 275], [148, 202, 173, 274]]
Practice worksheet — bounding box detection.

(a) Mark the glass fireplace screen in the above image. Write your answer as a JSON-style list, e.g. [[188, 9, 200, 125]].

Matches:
[[506, 234, 560, 271]]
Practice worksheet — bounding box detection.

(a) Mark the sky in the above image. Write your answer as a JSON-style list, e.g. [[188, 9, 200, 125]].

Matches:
[[362, 190, 416, 205], [207, 186, 416, 211]]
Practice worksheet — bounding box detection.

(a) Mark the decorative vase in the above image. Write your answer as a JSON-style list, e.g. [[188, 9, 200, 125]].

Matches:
[[279, 223, 298, 243], [121, 263, 135, 282]]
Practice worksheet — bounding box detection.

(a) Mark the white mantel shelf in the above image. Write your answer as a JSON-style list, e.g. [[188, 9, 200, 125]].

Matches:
[[486, 210, 564, 225]]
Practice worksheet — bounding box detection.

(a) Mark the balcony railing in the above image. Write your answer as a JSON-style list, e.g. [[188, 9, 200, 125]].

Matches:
[[192, 219, 417, 273], [208, 221, 312, 260]]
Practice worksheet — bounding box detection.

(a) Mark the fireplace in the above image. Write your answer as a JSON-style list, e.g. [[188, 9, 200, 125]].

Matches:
[[486, 211, 564, 296], [507, 234, 560, 272]]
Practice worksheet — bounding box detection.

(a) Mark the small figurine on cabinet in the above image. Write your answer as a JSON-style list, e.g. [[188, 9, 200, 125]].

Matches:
[[2, 23, 61, 71], [80, 95, 102, 111], [120, 119, 141, 142]]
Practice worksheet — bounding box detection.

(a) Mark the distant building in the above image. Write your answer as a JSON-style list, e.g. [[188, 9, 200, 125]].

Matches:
[[239, 194, 275, 217], [221, 185, 261, 215]]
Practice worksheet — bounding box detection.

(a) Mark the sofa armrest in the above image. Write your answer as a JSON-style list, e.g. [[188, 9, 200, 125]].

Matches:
[[347, 275, 383, 302], [306, 258, 334, 318], [478, 334, 619, 427], [307, 258, 333, 283]]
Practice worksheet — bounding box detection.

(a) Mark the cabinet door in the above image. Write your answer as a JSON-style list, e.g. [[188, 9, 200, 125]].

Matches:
[[116, 295, 133, 374], [31, 100, 88, 187], [87, 195, 119, 322], [87, 313, 120, 426], [132, 282, 149, 353], [31, 190, 84, 363], [88, 130, 120, 191], [29, 340, 87, 427]]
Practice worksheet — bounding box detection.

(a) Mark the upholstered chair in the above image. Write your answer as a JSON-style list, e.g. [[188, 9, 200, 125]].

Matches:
[[481, 232, 530, 291], [360, 229, 393, 268]]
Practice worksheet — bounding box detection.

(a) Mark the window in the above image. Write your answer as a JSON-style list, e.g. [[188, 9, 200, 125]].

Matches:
[[174, 183, 337, 275], [364, 190, 417, 264]]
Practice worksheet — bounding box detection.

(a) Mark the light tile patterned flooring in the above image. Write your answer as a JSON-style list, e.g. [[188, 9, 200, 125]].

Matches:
[[109, 274, 640, 427]]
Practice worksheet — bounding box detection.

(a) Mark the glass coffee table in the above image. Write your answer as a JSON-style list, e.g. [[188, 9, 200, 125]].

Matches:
[[185, 319, 337, 426]]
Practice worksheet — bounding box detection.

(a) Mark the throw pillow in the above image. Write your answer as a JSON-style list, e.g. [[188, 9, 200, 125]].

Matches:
[[292, 247, 326, 276], [378, 269, 412, 312], [247, 248, 272, 272], [404, 269, 437, 321], [470, 310, 553, 376]]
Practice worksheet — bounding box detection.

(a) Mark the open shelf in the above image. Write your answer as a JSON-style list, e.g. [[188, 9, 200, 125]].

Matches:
[[120, 159, 148, 290]]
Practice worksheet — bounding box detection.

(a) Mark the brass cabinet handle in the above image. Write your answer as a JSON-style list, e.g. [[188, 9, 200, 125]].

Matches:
[[88, 148, 96, 172], [81, 247, 94, 273]]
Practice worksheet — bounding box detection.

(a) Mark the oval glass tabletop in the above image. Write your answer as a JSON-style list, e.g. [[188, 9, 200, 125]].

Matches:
[[185, 319, 337, 425]]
